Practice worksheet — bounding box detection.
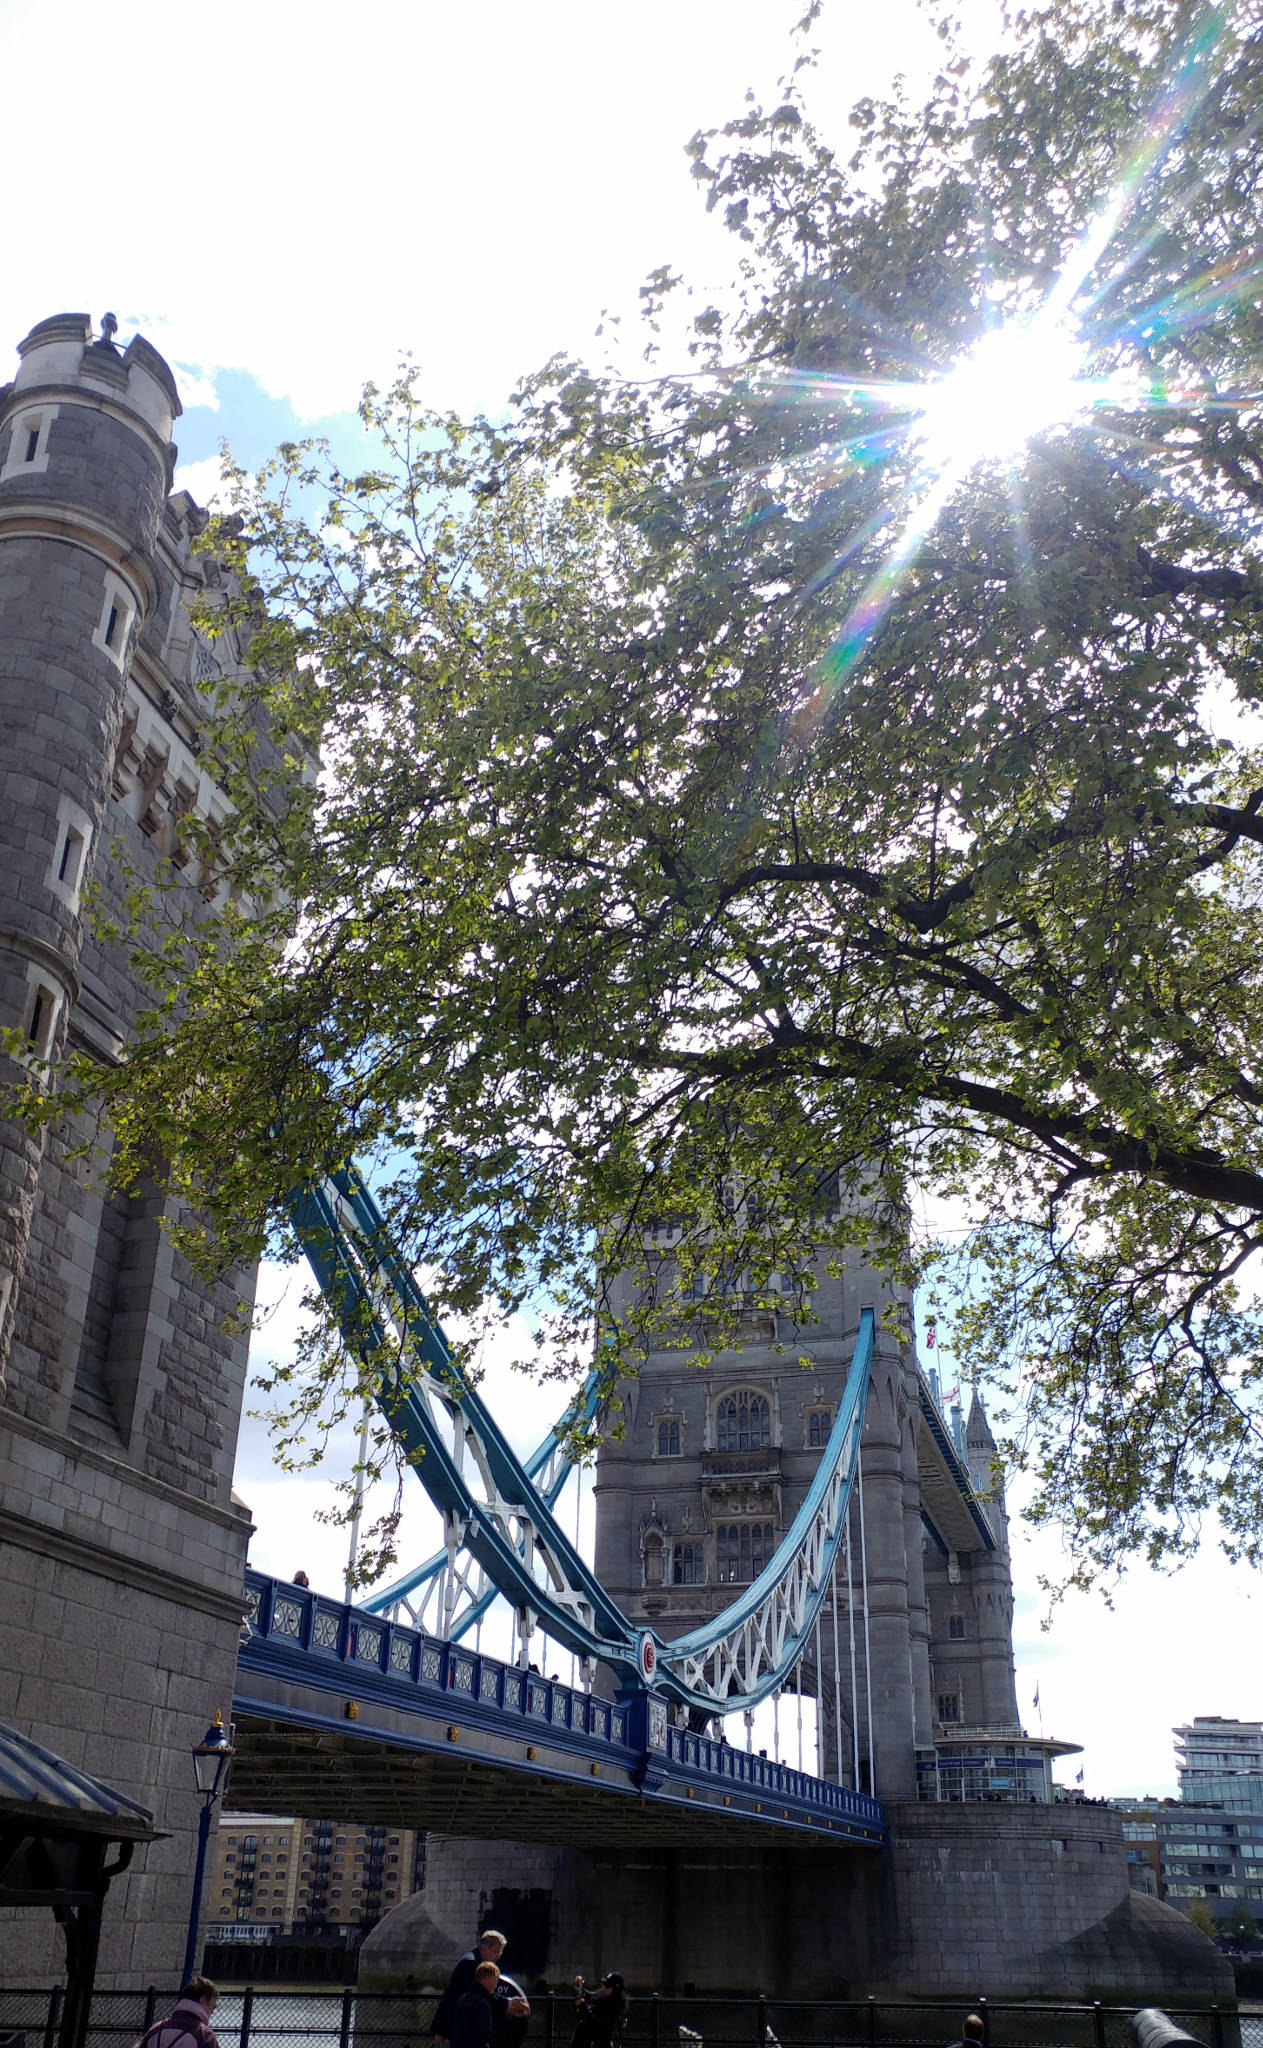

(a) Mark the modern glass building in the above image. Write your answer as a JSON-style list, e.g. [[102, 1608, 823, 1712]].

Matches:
[[1115, 1803, 1263, 1919], [1113, 1717, 1263, 1924], [1174, 1717, 1263, 1814]]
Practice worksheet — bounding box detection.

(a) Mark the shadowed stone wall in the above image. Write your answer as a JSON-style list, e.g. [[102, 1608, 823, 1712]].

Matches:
[[360, 1807, 1232, 2002]]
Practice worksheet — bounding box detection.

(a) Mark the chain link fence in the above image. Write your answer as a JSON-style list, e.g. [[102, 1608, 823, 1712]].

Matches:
[[0, 1992, 1251, 2048]]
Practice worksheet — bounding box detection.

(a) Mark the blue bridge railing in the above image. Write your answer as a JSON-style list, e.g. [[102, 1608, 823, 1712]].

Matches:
[[237, 1570, 887, 1844]]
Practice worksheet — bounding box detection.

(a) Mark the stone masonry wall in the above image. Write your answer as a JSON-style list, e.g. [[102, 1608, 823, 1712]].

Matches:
[[365, 1813, 1231, 2003], [0, 1420, 249, 1982], [880, 1801, 1234, 2002]]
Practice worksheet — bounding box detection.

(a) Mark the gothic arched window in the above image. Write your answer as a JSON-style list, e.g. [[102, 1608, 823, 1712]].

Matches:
[[715, 1521, 775, 1584], [672, 1541, 702, 1585], [657, 1418, 681, 1457], [807, 1406, 832, 1448], [717, 1391, 771, 1453]]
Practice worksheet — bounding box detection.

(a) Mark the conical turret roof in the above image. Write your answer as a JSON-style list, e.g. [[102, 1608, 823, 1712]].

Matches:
[[966, 1385, 997, 1453]]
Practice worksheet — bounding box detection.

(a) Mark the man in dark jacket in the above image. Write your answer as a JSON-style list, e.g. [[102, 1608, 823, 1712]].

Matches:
[[434, 1931, 507, 2042], [452, 1963, 501, 2048], [434, 1931, 530, 2047]]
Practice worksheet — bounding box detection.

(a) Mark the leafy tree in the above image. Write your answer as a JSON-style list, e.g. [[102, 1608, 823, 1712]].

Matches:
[[1218, 1902, 1258, 1943], [1183, 1898, 1221, 1942], [56, 0, 1263, 1579]]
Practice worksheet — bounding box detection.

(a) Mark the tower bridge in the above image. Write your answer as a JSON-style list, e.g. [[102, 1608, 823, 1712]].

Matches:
[[0, 310, 1232, 2006]]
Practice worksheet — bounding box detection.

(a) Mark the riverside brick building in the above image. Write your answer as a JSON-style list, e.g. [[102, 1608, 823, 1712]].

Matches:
[[206, 1814, 425, 1937]]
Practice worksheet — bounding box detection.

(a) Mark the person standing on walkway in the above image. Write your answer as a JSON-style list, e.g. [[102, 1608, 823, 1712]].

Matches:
[[570, 1973, 628, 2048], [946, 2017, 986, 2048], [434, 1931, 529, 2048], [433, 1931, 508, 2043], [452, 1963, 502, 2048]]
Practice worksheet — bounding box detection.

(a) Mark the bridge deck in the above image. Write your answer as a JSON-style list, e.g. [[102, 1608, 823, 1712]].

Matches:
[[235, 1573, 886, 1849]]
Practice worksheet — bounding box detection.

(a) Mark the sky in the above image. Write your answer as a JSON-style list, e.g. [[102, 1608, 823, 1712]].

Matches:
[[3, 0, 1259, 1801]]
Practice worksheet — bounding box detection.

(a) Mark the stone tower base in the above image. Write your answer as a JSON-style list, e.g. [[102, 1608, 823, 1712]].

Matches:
[[359, 1809, 1233, 2005]]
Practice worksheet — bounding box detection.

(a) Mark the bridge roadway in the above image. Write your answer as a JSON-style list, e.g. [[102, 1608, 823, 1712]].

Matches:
[[234, 1571, 887, 1851]]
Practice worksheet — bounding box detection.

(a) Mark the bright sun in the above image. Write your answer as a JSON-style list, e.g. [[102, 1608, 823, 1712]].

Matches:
[[918, 318, 1094, 474]]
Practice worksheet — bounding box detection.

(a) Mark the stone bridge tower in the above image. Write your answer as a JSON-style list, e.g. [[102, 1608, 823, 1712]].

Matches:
[[594, 1226, 1020, 1801], [0, 315, 254, 1986]]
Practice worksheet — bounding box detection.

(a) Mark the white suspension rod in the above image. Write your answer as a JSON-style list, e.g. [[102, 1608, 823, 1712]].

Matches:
[[858, 1444, 875, 1793], [830, 1563, 844, 1786], [343, 1401, 371, 1603], [846, 1514, 860, 1789], [814, 1610, 823, 1778]]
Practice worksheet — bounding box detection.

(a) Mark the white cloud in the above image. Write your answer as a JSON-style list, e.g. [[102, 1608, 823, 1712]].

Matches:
[[171, 453, 231, 509], [171, 366, 220, 413], [1010, 1503, 1263, 1799]]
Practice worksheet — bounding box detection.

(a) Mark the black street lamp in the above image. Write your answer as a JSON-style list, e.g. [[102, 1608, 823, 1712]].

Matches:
[[182, 1712, 235, 1984]]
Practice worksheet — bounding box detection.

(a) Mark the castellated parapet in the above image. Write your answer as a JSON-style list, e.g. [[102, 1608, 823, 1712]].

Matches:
[[0, 314, 254, 1987]]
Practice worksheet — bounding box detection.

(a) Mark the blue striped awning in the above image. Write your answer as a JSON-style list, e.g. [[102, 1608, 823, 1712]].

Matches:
[[0, 1721, 156, 1838]]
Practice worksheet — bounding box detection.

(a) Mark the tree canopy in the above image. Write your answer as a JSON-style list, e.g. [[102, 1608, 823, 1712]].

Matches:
[[64, 0, 1263, 1580]]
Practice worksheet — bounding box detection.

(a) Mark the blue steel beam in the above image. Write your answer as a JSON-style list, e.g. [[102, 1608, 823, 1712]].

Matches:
[[914, 1374, 997, 1553], [359, 1363, 605, 1638], [290, 1172, 637, 1670]]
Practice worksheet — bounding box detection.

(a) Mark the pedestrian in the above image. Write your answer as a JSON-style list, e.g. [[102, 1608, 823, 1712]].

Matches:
[[947, 2018, 985, 2048], [571, 1973, 628, 2048], [434, 1931, 529, 2048], [293, 1570, 310, 1587], [133, 1979, 219, 2048], [452, 1963, 502, 2048]]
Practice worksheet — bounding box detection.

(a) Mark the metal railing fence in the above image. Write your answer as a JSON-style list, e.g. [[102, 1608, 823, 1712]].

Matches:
[[0, 1991, 1253, 2048]]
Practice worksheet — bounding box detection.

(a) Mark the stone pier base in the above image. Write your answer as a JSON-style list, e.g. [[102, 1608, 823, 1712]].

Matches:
[[359, 1807, 1234, 2005]]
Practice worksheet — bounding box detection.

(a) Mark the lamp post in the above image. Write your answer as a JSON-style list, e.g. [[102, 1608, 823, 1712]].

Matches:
[[182, 1711, 235, 1985]]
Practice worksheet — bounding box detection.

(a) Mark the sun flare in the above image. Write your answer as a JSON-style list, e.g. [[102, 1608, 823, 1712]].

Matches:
[[917, 318, 1095, 474]]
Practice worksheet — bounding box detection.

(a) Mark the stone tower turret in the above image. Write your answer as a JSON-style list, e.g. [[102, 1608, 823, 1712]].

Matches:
[[0, 312, 180, 1381], [593, 1234, 935, 1799], [920, 1382, 1019, 1736], [0, 313, 255, 1991], [962, 1385, 1019, 1724]]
